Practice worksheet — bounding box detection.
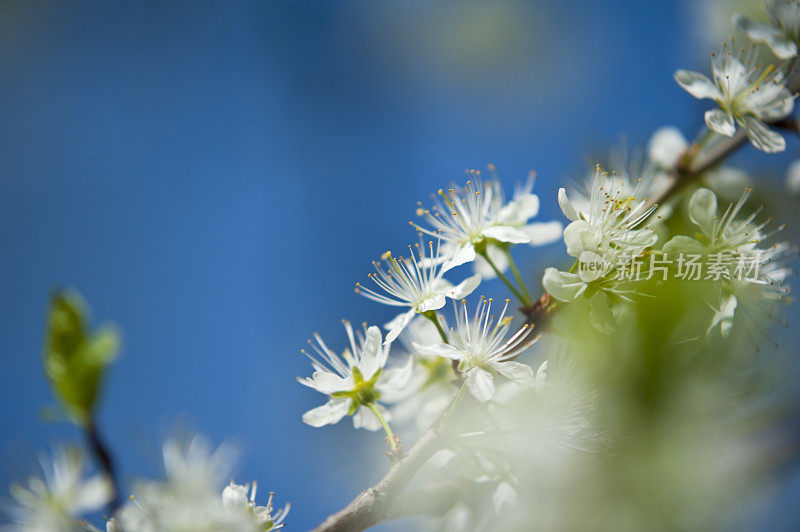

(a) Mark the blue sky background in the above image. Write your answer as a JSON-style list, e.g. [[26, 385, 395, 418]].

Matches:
[[1, 1, 798, 530]]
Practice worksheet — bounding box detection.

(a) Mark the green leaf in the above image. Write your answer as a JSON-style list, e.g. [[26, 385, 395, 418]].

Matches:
[[43, 289, 120, 425]]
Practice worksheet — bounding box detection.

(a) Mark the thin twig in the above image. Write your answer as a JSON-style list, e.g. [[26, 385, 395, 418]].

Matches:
[[84, 419, 122, 513]]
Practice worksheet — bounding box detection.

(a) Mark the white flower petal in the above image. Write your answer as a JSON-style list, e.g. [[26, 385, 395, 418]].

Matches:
[[674, 70, 721, 100], [662, 235, 706, 256], [577, 251, 608, 283], [542, 267, 586, 302], [466, 367, 496, 402], [786, 160, 800, 194], [378, 356, 415, 402], [704, 109, 736, 136], [557, 188, 580, 221], [481, 225, 531, 244], [223, 482, 249, 508], [299, 370, 352, 395], [534, 361, 548, 389], [497, 193, 540, 225], [302, 398, 350, 427], [359, 325, 385, 380], [441, 244, 476, 272], [411, 342, 463, 360], [418, 293, 447, 313], [429, 449, 456, 468], [74, 475, 112, 513], [491, 360, 534, 385], [688, 187, 717, 234], [740, 115, 786, 153], [445, 273, 481, 299], [384, 309, 416, 345], [708, 295, 737, 337], [647, 126, 688, 167], [563, 220, 598, 257], [522, 221, 563, 246], [493, 481, 517, 514], [734, 14, 798, 59], [352, 405, 384, 431], [588, 293, 616, 334]]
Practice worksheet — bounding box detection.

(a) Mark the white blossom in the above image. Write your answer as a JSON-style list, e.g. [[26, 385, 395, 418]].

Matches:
[[390, 318, 458, 430], [356, 237, 480, 343], [412, 170, 562, 278], [413, 297, 536, 403], [543, 168, 660, 332], [664, 187, 792, 337], [675, 43, 795, 152], [647, 126, 690, 169], [543, 167, 658, 325], [557, 167, 658, 261], [664, 188, 769, 257], [109, 437, 289, 532], [4, 447, 110, 532], [298, 321, 414, 430], [735, 0, 800, 59], [221, 481, 290, 530]]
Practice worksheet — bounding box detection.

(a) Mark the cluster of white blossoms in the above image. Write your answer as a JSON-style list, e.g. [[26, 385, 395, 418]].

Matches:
[[412, 170, 563, 282], [299, 171, 559, 436], [5, 2, 798, 531], [109, 437, 289, 532], [4, 447, 111, 532], [3, 438, 290, 532]]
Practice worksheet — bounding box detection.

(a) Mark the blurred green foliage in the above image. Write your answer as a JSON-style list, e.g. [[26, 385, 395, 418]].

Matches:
[[43, 289, 119, 426]]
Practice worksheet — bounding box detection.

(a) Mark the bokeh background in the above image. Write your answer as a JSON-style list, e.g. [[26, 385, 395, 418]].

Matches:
[[1, 1, 798, 529]]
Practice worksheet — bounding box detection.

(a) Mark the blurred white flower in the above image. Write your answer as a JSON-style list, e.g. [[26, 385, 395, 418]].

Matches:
[[664, 187, 792, 337], [390, 318, 458, 430], [298, 321, 414, 430], [647, 126, 690, 169], [786, 159, 800, 193], [5, 447, 110, 532], [221, 481, 289, 530], [735, 0, 800, 59], [110, 436, 287, 532], [708, 294, 738, 336], [356, 238, 480, 343], [413, 170, 562, 278], [664, 188, 768, 257], [674, 43, 795, 152], [413, 297, 536, 403]]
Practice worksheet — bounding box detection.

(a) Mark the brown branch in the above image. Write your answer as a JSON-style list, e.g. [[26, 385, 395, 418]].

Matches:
[[310, 408, 458, 531]]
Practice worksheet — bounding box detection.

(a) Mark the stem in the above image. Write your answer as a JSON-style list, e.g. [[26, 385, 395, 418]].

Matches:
[[694, 128, 715, 153], [367, 403, 398, 452], [442, 379, 467, 422], [503, 248, 533, 306], [84, 419, 122, 513], [422, 310, 449, 343], [477, 249, 529, 305]]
